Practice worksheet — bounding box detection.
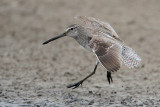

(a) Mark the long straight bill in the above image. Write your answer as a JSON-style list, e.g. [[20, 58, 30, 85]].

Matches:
[[43, 32, 66, 45]]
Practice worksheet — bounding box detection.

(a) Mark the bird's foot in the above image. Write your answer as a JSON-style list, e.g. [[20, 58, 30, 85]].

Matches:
[[67, 80, 83, 89], [107, 72, 113, 84]]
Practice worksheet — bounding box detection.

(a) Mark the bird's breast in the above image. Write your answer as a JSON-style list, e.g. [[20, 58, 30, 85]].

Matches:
[[75, 38, 92, 52]]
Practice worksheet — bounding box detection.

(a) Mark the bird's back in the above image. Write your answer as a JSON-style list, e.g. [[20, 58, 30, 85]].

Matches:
[[75, 15, 141, 70]]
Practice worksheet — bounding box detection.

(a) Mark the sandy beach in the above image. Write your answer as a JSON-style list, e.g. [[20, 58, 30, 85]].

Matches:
[[0, 0, 160, 106]]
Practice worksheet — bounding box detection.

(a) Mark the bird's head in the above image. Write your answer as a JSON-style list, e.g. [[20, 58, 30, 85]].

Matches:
[[43, 24, 79, 45]]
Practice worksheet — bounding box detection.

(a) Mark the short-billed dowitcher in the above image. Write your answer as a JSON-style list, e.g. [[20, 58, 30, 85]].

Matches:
[[43, 16, 141, 89]]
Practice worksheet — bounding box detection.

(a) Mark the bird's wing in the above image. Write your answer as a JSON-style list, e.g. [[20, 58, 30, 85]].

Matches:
[[90, 36, 122, 72], [75, 15, 123, 42]]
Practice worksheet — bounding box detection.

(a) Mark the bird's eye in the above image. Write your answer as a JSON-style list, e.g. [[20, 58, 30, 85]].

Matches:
[[70, 28, 74, 30]]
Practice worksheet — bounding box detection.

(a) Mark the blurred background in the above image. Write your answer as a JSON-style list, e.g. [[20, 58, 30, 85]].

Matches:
[[0, 0, 160, 106]]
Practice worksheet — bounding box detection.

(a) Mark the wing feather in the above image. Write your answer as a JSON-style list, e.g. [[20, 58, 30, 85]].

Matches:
[[90, 37, 122, 72], [75, 15, 123, 42]]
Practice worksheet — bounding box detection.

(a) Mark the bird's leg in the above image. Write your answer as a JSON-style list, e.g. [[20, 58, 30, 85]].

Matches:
[[107, 71, 113, 84], [67, 61, 99, 89]]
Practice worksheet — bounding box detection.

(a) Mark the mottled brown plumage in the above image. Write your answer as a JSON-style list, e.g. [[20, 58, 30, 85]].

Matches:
[[43, 16, 141, 89]]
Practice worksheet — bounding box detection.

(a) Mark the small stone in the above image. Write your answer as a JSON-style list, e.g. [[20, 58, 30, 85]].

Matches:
[[143, 77, 148, 80], [88, 91, 93, 94], [137, 100, 143, 106], [37, 94, 42, 97], [64, 72, 73, 76], [143, 101, 149, 105], [88, 100, 94, 105]]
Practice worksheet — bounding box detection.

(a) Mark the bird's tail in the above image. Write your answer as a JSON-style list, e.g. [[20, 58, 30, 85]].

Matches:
[[121, 45, 141, 68]]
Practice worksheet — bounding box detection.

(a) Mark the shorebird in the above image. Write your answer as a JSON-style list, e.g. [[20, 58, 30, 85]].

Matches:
[[43, 16, 141, 89]]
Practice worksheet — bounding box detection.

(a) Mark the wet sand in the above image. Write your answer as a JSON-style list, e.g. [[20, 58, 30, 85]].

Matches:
[[0, 0, 160, 106]]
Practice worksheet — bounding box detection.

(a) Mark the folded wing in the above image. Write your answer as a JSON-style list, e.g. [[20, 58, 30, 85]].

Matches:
[[75, 15, 123, 42], [90, 37, 122, 72]]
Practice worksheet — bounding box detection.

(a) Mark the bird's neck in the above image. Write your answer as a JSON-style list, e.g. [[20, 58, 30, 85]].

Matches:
[[73, 31, 92, 51]]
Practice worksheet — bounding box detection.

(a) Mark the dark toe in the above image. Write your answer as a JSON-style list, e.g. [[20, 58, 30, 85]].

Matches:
[[67, 80, 83, 89]]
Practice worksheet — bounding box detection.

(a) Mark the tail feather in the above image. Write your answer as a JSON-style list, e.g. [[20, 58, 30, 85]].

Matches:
[[121, 45, 141, 68]]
